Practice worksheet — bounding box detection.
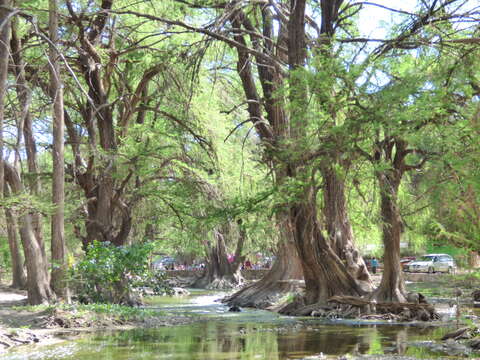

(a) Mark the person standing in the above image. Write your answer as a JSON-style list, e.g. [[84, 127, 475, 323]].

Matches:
[[371, 257, 378, 274]]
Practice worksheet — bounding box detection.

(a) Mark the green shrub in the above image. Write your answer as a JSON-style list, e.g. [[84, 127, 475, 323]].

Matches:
[[70, 241, 171, 304]]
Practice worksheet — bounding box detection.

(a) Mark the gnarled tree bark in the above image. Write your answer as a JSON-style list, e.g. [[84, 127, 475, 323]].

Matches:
[[370, 137, 426, 302], [223, 0, 370, 309], [192, 222, 245, 290], [4, 186, 27, 289], [49, 0, 68, 299], [224, 227, 303, 309], [10, 17, 49, 275], [4, 162, 54, 304], [0, 0, 11, 246]]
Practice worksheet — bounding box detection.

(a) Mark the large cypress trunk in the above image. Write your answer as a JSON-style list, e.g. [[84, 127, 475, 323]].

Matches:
[[10, 20, 49, 274], [323, 167, 371, 286], [368, 137, 423, 303], [192, 223, 245, 290], [4, 190, 27, 289], [4, 163, 54, 304], [283, 0, 369, 310], [0, 0, 11, 252], [225, 235, 303, 308], [49, 0, 68, 299], [372, 172, 406, 302], [288, 185, 367, 308]]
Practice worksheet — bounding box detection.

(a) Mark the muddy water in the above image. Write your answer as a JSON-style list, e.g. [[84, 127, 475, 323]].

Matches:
[[2, 290, 471, 359]]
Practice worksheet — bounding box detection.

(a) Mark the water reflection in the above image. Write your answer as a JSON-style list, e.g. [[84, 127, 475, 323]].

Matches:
[[3, 290, 462, 360], [4, 320, 456, 360]]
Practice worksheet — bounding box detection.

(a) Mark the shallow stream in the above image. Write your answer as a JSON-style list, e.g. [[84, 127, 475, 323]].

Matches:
[[2, 289, 474, 359]]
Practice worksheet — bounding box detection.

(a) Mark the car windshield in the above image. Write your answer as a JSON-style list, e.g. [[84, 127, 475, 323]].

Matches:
[[418, 256, 435, 262]]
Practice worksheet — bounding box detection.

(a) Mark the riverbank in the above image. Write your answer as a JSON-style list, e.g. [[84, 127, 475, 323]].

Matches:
[[2, 272, 480, 358], [0, 284, 192, 354]]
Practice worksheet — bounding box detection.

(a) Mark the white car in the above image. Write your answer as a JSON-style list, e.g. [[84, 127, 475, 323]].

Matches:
[[407, 254, 456, 274]]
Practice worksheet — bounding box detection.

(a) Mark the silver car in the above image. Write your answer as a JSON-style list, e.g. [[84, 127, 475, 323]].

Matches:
[[407, 254, 456, 274]]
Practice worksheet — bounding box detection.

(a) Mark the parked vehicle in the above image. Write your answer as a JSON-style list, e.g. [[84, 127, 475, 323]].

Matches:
[[401, 256, 416, 272], [153, 256, 176, 270], [407, 254, 456, 274]]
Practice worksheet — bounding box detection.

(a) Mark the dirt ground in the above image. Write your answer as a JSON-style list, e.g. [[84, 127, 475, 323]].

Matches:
[[0, 285, 59, 352]]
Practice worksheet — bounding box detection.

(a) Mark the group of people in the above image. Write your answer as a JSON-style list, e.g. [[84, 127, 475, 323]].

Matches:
[[227, 254, 272, 270], [157, 254, 274, 271]]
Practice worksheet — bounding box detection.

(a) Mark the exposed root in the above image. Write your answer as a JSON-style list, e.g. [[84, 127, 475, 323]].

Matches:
[[203, 277, 243, 290], [278, 293, 439, 321], [328, 295, 439, 321], [224, 279, 305, 309], [0, 330, 43, 351], [190, 270, 243, 290], [276, 293, 307, 315], [442, 327, 474, 341], [440, 326, 480, 353]]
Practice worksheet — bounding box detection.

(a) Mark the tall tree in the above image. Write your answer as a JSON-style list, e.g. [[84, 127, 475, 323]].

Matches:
[[49, 0, 68, 299], [4, 162, 54, 304], [132, 0, 372, 308], [10, 15, 48, 270], [4, 198, 27, 289], [0, 0, 11, 225]]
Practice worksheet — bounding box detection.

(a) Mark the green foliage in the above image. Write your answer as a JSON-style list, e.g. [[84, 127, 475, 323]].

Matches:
[[70, 241, 171, 304], [3, 0, 479, 292], [0, 237, 10, 269]]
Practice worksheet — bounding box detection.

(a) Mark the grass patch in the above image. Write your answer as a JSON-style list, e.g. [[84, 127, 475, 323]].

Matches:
[[13, 303, 165, 323]]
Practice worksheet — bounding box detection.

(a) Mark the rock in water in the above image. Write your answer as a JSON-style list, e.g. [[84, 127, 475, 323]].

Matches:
[[172, 287, 190, 296], [406, 292, 427, 304], [468, 337, 480, 349], [441, 327, 471, 341], [228, 305, 241, 312]]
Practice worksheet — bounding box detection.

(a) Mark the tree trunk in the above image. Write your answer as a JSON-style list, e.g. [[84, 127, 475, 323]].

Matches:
[[285, 184, 367, 311], [225, 235, 303, 308], [0, 0, 11, 222], [49, 0, 68, 299], [4, 186, 27, 289], [192, 224, 244, 290], [372, 173, 406, 302], [65, 0, 133, 249], [469, 252, 480, 268], [10, 17, 49, 274], [4, 163, 54, 304], [323, 166, 371, 285], [283, 0, 369, 310]]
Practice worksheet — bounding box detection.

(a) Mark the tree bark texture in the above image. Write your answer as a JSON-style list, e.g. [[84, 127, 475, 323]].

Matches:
[[0, 0, 11, 206], [4, 162, 54, 304], [289, 184, 367, 306], [225, 226, 303, 308], [4, 186, 27, 289], [10, 19, 48, 269], [323, 167, 371, 285], [370, 137, 417, 302], [373, 173, 406, 302], [192, 223, 244, 290], [49, 0, 68, 299]]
